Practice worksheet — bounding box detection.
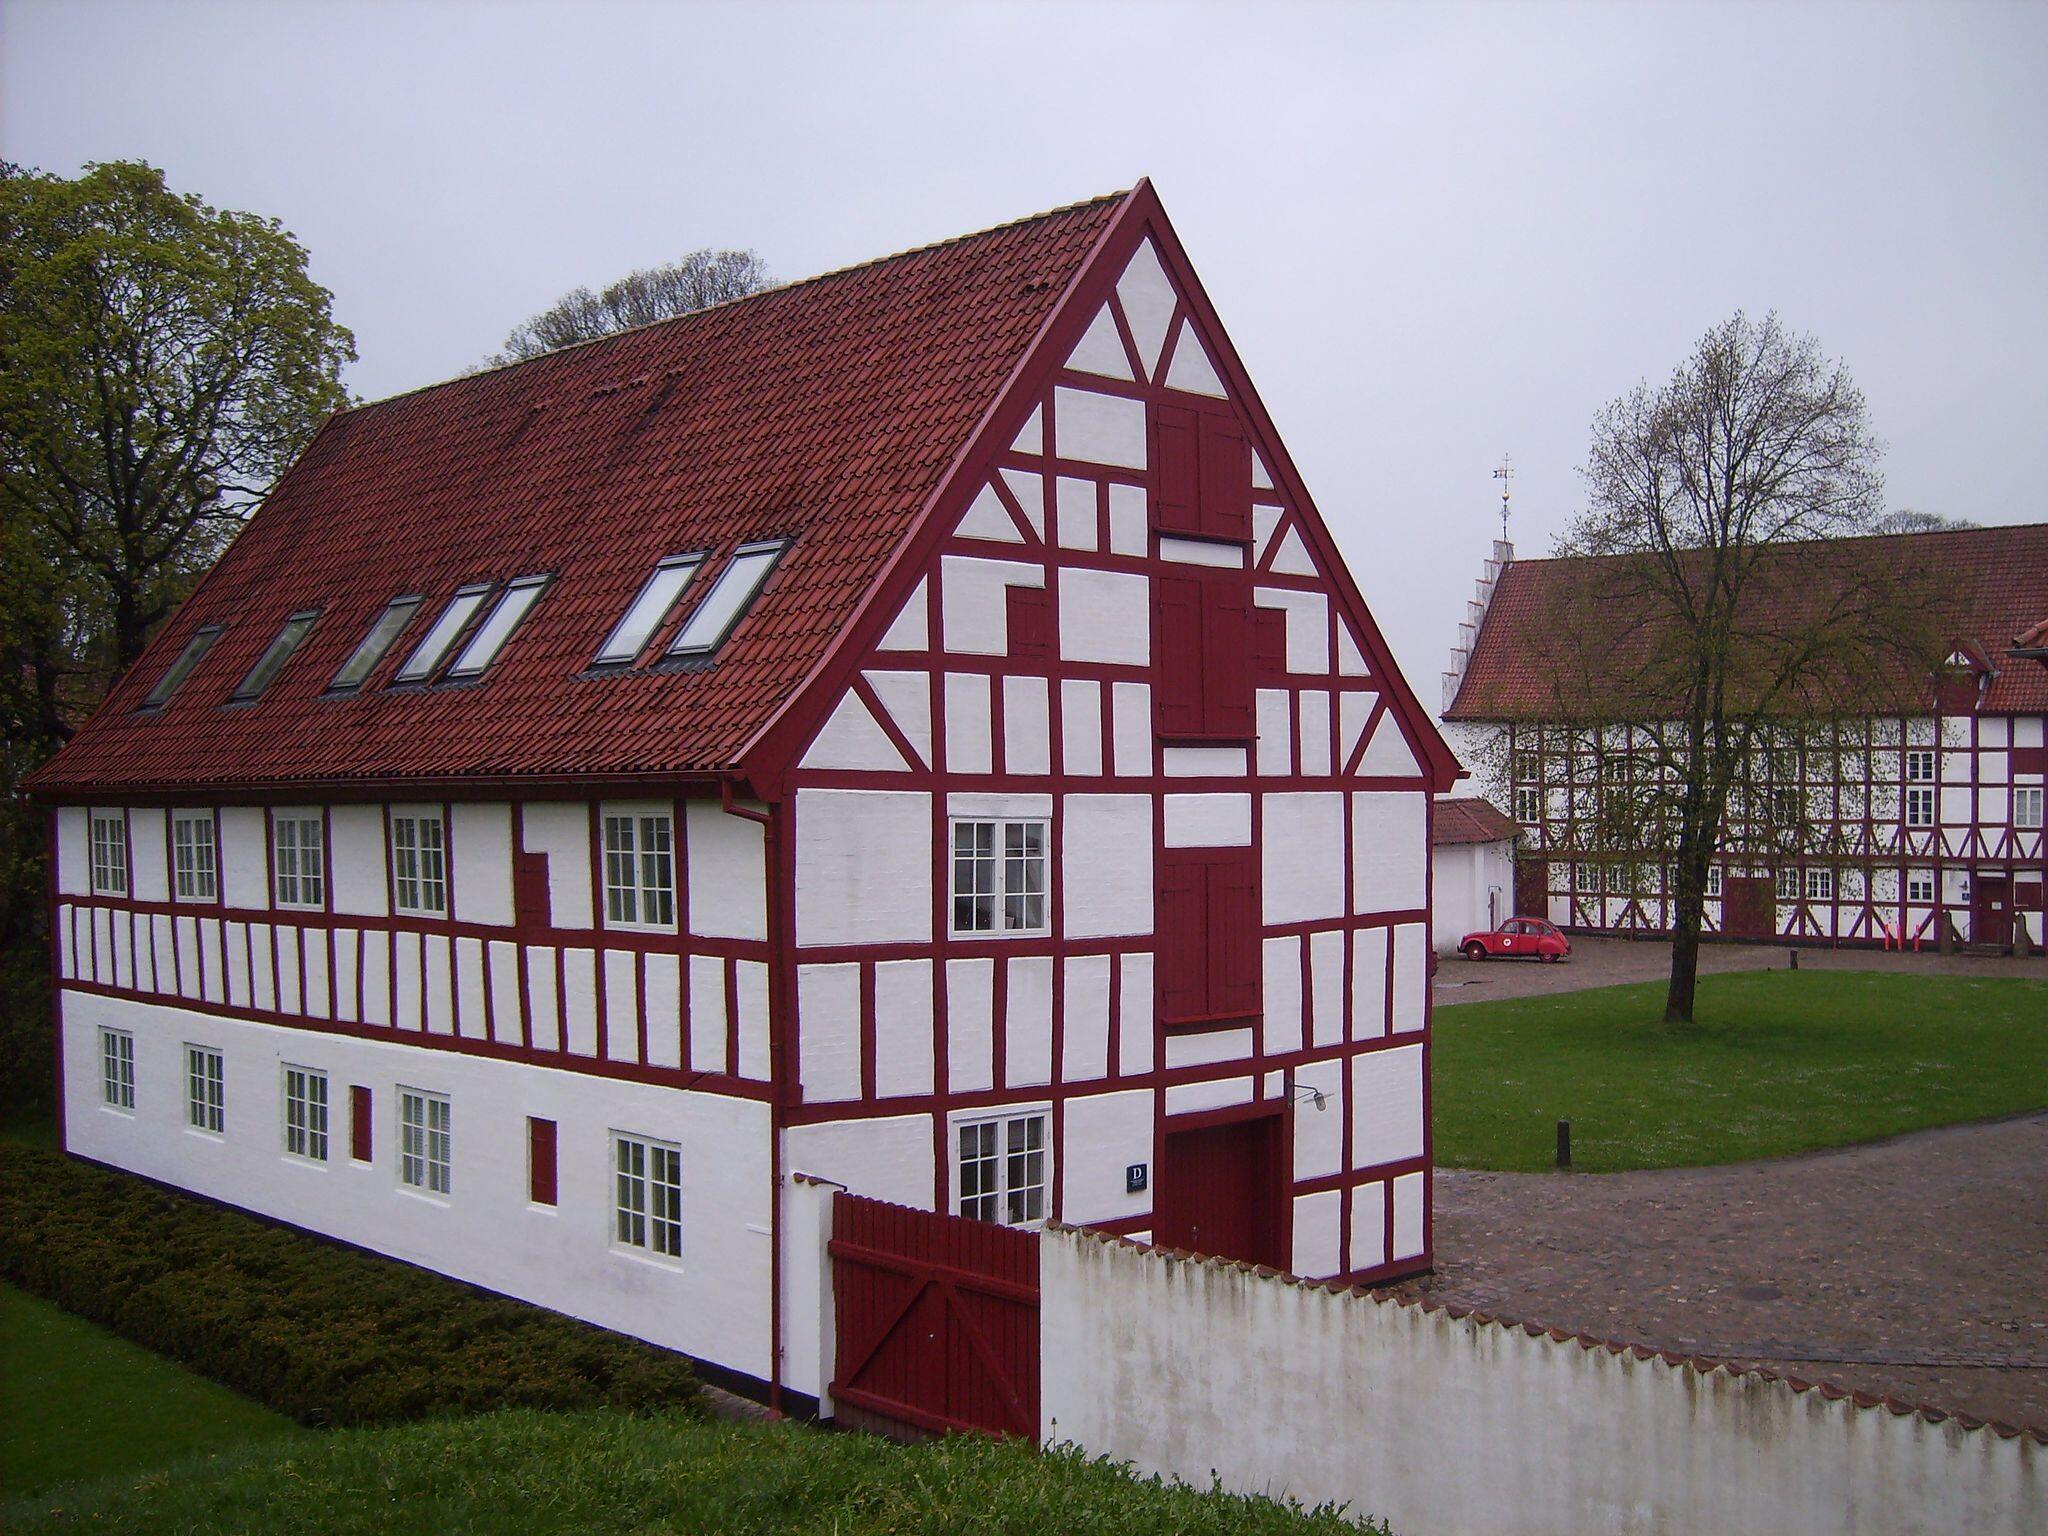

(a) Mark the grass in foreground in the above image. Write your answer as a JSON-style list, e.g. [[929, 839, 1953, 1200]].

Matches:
[[1432, 969, 2048, 1172], [0, 1280, 307, 1498], [1, 1407, 1385, 1535]]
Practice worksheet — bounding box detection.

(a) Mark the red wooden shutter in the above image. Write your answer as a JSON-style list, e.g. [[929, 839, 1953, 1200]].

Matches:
[[350, 1085, 372, 1161], [1195, 413, 1253, 542], [1153, 572, 1206, 738], [1156, 568, 1255, 743], [1157, 848, 1209, 1022], [1006, 584, 1055, 662], [2013, 747, 2048, 775], [528, 1117, 558, 1206], [1252, 605, 1287, 676], [513, 849, 550, 927], [1152, 404, 1199, 534], [1208, 847, 1261, 1018], [1202, 571, 1255, 738]]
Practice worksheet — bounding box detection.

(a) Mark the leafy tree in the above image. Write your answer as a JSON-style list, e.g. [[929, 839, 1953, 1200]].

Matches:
[[490, 248, 769, 364], [1487, 313, 1946, 1024], [0, 160, 355, 671]]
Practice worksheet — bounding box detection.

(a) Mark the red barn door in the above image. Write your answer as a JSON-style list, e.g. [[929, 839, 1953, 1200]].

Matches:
[[1972, 875, 2014, 946], [1722, 876, 1774, 939], [1154, 1110, 1286, 1268]]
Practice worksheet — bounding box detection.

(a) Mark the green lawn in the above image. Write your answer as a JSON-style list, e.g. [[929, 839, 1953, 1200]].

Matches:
[[1432, 970, 2048, 1172], [1, 1407, 1381, 1535], [0, 1281, 307, 1499]]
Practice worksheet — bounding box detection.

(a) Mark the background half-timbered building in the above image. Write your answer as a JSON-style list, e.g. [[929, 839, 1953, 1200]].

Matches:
[[1440, 524, 2048, 950], [28, 183, 1458, 1411]]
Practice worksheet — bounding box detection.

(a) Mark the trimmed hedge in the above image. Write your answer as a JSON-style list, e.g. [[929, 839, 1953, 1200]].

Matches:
[[0, 1143, 703, 1427]]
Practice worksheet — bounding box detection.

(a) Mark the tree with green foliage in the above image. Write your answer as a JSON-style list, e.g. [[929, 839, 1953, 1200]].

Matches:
[[489, 248, 769, 365]]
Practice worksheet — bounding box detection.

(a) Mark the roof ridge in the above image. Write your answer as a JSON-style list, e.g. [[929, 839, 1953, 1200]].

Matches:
[[1508, 519, 2048, 569], [350, 187, 1136, 413]]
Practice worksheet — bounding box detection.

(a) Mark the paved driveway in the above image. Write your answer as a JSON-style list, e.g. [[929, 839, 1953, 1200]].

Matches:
[[1388, 1113, 2048, 1431], [1435, 933, 2045, 1006]]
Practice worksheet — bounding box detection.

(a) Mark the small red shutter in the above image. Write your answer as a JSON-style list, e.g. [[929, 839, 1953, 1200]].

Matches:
[[1195, 413, 1253, 542], [528, 1117, 558, 1206], [2013, 747, 2048, 775], [1152, 404, 1200, 534], [1209, 847, 1261, 1018], [513, 849, 550, 927], [1202, 570, 1255, 738], [1006, 584, 1055, 662], [1252, 605, 1287, 676], [350, 1085, 372, 1162], [1153, 572, 1206, 738], [1157, 848, 1209, 1022]]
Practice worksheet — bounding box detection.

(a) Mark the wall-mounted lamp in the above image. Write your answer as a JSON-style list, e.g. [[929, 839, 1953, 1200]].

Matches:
[[1289, 1083, 1328, 1112]]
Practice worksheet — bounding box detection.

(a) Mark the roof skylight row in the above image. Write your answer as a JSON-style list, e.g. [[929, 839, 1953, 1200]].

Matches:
[[595, 538, 788, 668]]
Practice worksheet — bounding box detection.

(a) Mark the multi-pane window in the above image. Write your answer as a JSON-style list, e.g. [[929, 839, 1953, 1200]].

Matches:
[[186, 1045, 225, 1133], [1512, 786, 1541, 824], [273, 812, 325, 909], [614, 1133, 683, 1259], [1768, 785, 1802, 826], [399, 1088, 451, 1194], [950, 819, 1049, 936], [1905, 786, 1936, 828], [1705, 865, 1723, 898], [1905, 749, 1937, 783], [232, 610, 320, 702], [395, 584, 492, 684], [330, 595, 423, 692], [1804, 867, 1835, 901], [172, 811, 218, 901], [89, 811, 128, 896], [596, 555, 705, 665], [2016, 787, 2044, 829], [1512, 749, 1539, 784], [1907, 870, 1935, 903], [957, 1111, 1049, 1227], [667, 540, 786, 656], [446, 575, 550, 678], [142, 624, 223, 709], [100, 1028, 135, 1109], [391, 812, 448, 916], [1775, 867, 1800, 900], [284, 1066, 329, 1161], [602, 811, 676, 928]]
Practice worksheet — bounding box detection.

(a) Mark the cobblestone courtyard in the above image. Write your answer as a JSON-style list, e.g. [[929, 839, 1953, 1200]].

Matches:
[[1389, 1112, 2048, 1430]]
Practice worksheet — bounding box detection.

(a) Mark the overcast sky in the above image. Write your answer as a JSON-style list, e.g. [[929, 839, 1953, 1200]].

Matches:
[[6, 0, 2044, 697]]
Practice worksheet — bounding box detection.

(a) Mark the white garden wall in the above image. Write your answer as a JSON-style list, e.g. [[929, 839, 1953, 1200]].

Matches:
[[1039, 1228, 2042, 1536]]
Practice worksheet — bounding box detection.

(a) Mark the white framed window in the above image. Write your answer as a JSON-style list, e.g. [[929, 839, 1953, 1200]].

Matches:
[[1705, 865, 1723, 898], [1512, 786, 1541, 824], [89, 810, 128, 896], [272, 811, 325, 909], [186, 1045, 224, 1133], [330, 595, 423, 692], [1907, 869, 1935, 903], [142, 624, 224, 709], [601, 809, 676, 928], [949, 818, 1049, 936], [1804, 867, 1835, 901], [394, 583, 492, 684], [1775, 867, 1800, 901], [1905, 749, 1937, 783], [172, 810, 218, 902], [1905, 786, 1936, 828], [398, 1088, 451, 1195], [2016, 787, 2044, 829], [390, 810, 447, 916], [231, 610, 320, 702], [446, 575, 550, 679], [667, 539, 786, 657], [283, 1066, 329, 1162], [597, 554, 706, 666], [1512, 749, 1538, 783], [100, 1028, 135, 1110], [1769, 785, 1802, 826], [612, 1132, 683, 1259], [954, 1108, 1049, 1227]]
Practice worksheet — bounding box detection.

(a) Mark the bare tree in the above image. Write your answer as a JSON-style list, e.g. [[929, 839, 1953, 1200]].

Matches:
[[490, 249, 770, 364], [1527, 312, 1946, 1023]]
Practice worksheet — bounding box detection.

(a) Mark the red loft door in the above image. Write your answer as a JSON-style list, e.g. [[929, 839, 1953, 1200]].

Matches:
[[1154, 1112, 1286, 1268], [1972, 875, 2014, 946]]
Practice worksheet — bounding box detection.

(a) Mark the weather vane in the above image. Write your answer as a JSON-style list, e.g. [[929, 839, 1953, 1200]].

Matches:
[[1493, 454, 1513, 542]]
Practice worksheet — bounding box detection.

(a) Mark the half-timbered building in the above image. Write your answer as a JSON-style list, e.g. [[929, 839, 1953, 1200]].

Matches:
[[1440, 523, 2048, 950], [29, 183, 1458, 1410]]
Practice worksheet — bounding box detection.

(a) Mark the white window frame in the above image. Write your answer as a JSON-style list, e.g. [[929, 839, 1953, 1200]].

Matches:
[[394, 582, 492, 685], [398, 1087, 451, 1196], [89, 810, 128, 896], [446, 575, 550, 679], [283, 1065, 329, 1163], [1804, 867, 1835, 902], [171, 809, 218, 902], [1775, 867, 1800, 901], [185, 1044, 225, 1133], [596, 554, 706, 666], [1906, 869, 1935, 903], [329, 594, 423, 692], [2015, 787, 2044, 830], [600, 806, 677, 930], [1904, 786, 1936, 829], [1512, 785, 1541, 824], [951, 1106, 1051, 1228], [948, 817, 1050, 938], [390, 808, 448, 917], [1705, 865, 1723, 899], [1904, 749, 1937, 783], [100, 1027, 135, 1111], [272, 810, 326, 910], [667, 539, 787, 657], [1512, 749, 1539, 784], [611, 1131, 684, 1261]]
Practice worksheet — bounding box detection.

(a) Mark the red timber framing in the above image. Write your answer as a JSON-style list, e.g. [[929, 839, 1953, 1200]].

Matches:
[[829, 1191, 1039, 1439]]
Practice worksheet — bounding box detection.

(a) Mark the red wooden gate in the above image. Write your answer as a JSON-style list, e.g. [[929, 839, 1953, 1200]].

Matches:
[[828, 1192, 1039, 1439]]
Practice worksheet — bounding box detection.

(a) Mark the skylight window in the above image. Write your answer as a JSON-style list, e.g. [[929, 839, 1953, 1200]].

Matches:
[[231, 611, 320, 703], [142, 625, 224, 709], [595, 554, 704, 666], [447, 575, 550, 679], [394, 583, 492, 685], [330, 595, 424, 692], [668, 541, 787, 657]]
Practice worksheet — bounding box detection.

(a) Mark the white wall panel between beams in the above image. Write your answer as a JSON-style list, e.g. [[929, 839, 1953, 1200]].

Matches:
[[1000, 469, 1047, 540], [452, 802, 514, 926], [1111, 683, 1153, 776], [873, 958, 935, 1098], [943, 673, 994, 775], [1116, 240, 1177, 378], [865, 671, 933, 769], [1067, 304, 1135, 379], [1292, 1188, 1341, 1279], [1107, 483, 1148, 557], [1163, 745, 1247, 777], [1117, 953, 1155, 1077], [1293, 1058, 1344, 1180], [1392, 1171, 1426, 1260], [798, 962, 861, 1103], [561, 947, 597, 1055], [55, 808, 88, 896], [942, 555, 1043, 656], [1163, 793, 1252, 847], [787, 1115, 934, 1211], [794, 790, 932, 948], [1063, 1089, 1153, 1224], [1011, 405, 1044, 457], [1349, 1180, 1388, 1272], [1351, 927, 1389, 1040], [1005, 955, 1054, 1088], [1359, 714, 1422, 778], [685, 800, 767, 942], [802, 692, 908, 772], [1255, 691, 1293, 776], [521, 803, 591, 930], [1309, 929, 1345, 1048], [687, 954, 726, 1073], [735, 960, 771, 1080], [957, 483, 1026, 544], [877, 578, 929, 651], [1163, 321, 1228, 398], [946, 957, 994, 1092], [221, 807, 268, 910], [130, 809, 169, 903], [1058, 568, 1150, 666], [1061, 680, 1103, 775], [1061, 954, 1112, 1081], [1391, 924, 1428, 1033], [1053, 386, 1147, 470], [1256, 588, 1331, 674], [1262, 935, 1303, 1054], [1352, 1044, 1424, 1167], [1352, 793, 1427, 914], [1055, 476, 1098, 551], [1261, 793, 1345, 923], [1063, 795, 1154, 938], [1003, 675, 1052, 775]]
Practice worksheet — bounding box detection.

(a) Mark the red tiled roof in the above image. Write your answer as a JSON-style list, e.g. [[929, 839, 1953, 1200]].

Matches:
[[29, 192, 1130, 795], [1432, 797, 1518, 846], [1445, 522, 2048, 721]]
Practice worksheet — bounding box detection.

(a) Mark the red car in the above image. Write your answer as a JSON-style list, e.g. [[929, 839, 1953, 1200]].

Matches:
[[1459, 917, 1571, 962]]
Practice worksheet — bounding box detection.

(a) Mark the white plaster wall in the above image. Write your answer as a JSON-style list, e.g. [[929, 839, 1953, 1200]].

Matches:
[[1262, 793, 1345, 923], [452, 802, 515, 926], [794, 789, 932, 947], [1053, 385, 1146, 470], [1058, 568, 1151, 666], [220, 807, 268, 910], [520, 802, 591, 929], [685, 800, 768, 941], [130, 809, 169, 902], [1041, 1232, 2043, 1536], [1062, 795, 1153, 938], [797, 962, 861, 1102], [62, 990, 774, 1383], [1351, 1044, 1423, 1168], [329, 804, 389, 917], [56, 806, 90, 896], [1353, 792, 1427, 914], [872, 958, 935, 1098], [942, 555, 1044, 655], [1062, 1088, 1152, 1225]]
